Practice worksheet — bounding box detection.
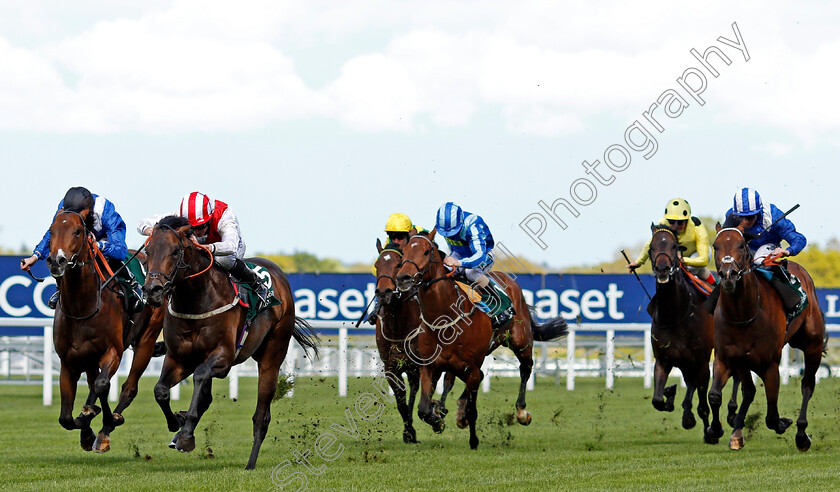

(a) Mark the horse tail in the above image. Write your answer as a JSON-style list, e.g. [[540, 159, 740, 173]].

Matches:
[[528, 306, 569, 342], [292, 316, 321, 359]]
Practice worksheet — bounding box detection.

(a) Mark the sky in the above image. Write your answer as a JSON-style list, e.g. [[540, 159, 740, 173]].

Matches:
[[1, 1, 838, 269]]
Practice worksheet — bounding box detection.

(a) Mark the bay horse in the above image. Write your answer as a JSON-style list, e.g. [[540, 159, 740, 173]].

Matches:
[[46, 209, 163, 453], [705, 223, 825, 450], [372, 239, 458, 443], [647, 225, 714, 437], [395, 229, 567, 448], [143, 216, 319, 469]]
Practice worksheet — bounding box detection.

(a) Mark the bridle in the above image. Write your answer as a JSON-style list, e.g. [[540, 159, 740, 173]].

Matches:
[[146, 225, 213, 297], [375, 247, 405, 298], [50, 211, 105, 320], [715, 228, 753, 283], [714, 227, 761, 326], [397, 234, 455, 290], [649, 228, 680, 281]]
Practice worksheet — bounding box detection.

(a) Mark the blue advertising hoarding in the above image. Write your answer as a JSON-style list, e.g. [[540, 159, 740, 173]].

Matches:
[[3, 256, 839, 332]]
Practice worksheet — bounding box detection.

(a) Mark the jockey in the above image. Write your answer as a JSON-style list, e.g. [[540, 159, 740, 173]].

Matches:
[[20, 186, 142, 312], [138, 191, 268, 302], [724, 187, 806, 263], [628, 198, 716, 286], [435, 202, 514, 328], [367, 213, 425, 324], [721, 187, 807, 321]]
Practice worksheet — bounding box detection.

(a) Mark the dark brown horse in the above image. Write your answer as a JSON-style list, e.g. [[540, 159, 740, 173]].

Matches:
[[46, 209, 162, 453], [395, 230, 567, 448], [372, 239, 424, 443], [705, 223, 825, 450], [143, 216, 318, 469], [647, 226, 714, 436]]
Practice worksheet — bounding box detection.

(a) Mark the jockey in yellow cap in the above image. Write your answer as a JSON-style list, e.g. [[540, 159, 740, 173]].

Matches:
[[368, 213, 426, 324], [627, 198, 716, 286]]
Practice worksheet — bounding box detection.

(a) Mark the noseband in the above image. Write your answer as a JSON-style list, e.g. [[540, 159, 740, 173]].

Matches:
[[650, 229, 679, 280], [715, 228, 752, 281]]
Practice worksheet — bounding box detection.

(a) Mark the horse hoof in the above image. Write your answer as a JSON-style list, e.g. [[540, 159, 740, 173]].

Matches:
[[176, 435, 195, 453], [682, 413, 697, 430], [703, 431, 718, 445], [729, 430, 744, 450], [469, 436, 479, 450], [93, 433, 111, 453], [796, 433, 812, 452], [776, 417, 793, 435], [516, 410, 532, 426], [403, 428, 418, 444], [652, 399, 666, 411], [112, 413, 125, 427], [432, 420, 445, 434], [80, 428, 96, 451]]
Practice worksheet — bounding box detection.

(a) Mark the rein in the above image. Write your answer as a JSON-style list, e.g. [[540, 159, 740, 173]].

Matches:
[[398, 234, 476, 331], [148, 225, 235, 320]]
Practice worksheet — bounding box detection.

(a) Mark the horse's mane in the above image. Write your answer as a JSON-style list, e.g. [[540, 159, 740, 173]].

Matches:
[[383, 241, 402, 252], [158, 215, 191, 230], [720, 214, 757, 242]]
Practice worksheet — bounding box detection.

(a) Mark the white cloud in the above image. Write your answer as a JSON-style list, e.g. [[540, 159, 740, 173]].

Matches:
[[0, 0, 837, 142]]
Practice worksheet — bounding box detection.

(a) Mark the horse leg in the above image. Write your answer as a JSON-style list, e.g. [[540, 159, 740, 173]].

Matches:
[[92, 348, 121, 453], [514, 351, 534, 425], [438, 372, 456, 417], [78, 371, 101, 451], [154, 356, 188, 436], [681, 376, 697, 430], [57, 364, 95, 451], [465, 367, 482, 450], [705, 358, 730, 444], [651, 360, 673, 412], [761, 364, 792, 435], [176, 351, 231, 453], [729, 369, 756, 450], [696, 362, 711, 437], [245, 338, 289, 470], [404, 367, 420, 443], [113, 315, 162, 426], [726, 375, 740, 427], [455, 384, 471, 429], [795, 347, 821, 451], [385, 364, 414, 444], [417, 366, 445, 434]]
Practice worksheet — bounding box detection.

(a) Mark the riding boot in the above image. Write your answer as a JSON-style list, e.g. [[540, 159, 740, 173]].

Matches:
[[703, 285, 720, 314], [367, 297, 381, 325], [476, 278, 514, 328], [48, 290, 60, 310], [230, 258, 269, 306]]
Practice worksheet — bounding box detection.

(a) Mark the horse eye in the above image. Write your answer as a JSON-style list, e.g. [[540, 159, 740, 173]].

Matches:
[[74, 228, 82, 236], [423, 249, 431, 256], [170, 250, 179, 257]]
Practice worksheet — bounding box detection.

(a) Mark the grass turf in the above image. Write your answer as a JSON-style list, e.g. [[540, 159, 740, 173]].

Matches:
[[1, 374, 840, 491]]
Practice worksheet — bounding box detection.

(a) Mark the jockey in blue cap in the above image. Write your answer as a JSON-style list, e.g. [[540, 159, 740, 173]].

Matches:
[[436, 202, 514, 328], [720, 187, 808, 321], [20, 186, 143, 313]]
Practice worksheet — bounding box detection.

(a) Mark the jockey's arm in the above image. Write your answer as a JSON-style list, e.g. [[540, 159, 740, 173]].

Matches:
[[137, 212, 176, 236], [31, 199, 65, 262], [97, 201, 128, 261], [682, 222, 710, 268], [209, 209, 242, 256], [632, 237, 654, 267], [458, 226, 489, 269], [776, 217, 806, 256]]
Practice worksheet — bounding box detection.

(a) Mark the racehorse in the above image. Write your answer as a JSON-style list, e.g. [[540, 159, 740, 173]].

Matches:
[[647, 225, 714, 436], [143, 216, 319, 469], [395, 230, 567, 448], [46, 209, 163, 453], [705, 222, 825, 450]]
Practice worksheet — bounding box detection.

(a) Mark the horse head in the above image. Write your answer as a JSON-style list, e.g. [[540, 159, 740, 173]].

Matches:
[[374, 238, 404, 306], [714, 221, 752, 293], [143, 215, 198, 306], [649, 223, 681, 284], [395, 229, 438, 293], [46, 209, 90, 278]]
